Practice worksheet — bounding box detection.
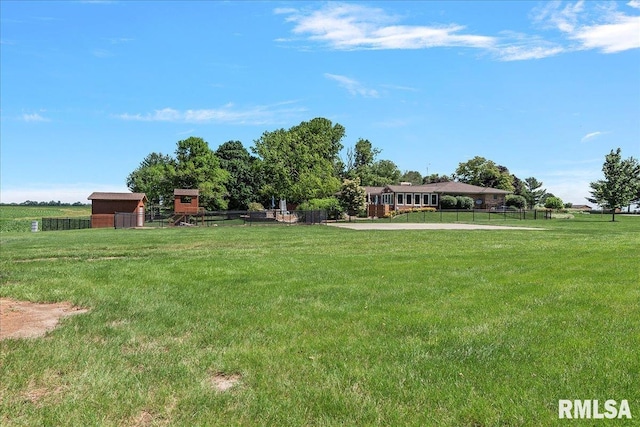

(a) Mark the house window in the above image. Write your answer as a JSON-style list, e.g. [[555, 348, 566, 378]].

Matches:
[[423, 194, 429, 205], [397, 193, 404, 205], [382, 193, 392, 205], [406, 194, 412, 205], [431, 194, 438, 205], [180, 196, 192, 204], [414, 194, 421, 206]]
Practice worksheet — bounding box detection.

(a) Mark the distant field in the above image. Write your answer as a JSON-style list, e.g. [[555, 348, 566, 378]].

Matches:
[[1, 215, 638, 425], [0, 206, 91, 233]]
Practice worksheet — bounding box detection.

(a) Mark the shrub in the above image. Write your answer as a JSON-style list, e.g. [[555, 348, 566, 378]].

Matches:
[[297, 197, 344, 220], [544, 196, 564, 210], [248, 202, 264, 211], [440, 195, 457, 209], [456, 196, 474, 210], [505, 195, 526, 209]]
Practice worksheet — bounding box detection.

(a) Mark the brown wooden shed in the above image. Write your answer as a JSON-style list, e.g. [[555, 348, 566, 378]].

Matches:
[[174, 189, 201, 214], [88, 192, 148, 228]]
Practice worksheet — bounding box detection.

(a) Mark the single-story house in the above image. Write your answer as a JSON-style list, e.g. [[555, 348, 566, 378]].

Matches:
[[571, 205, 592, 211], [88, 192, 148, 228], [365, 182, 511, 217]]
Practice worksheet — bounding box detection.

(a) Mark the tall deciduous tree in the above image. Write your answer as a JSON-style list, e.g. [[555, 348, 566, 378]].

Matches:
[[215, 141, 260, 210], [588, 148, 640, 221], [344, 138, 401, 186], [400, 170, 423, 185], [423, 173, 452, 184], [369, 159, 402, 186], [252, 117, 345, 204], [454, 156, 514, 191], [126, 152, 175, 206], [174, 137, 229, 210]]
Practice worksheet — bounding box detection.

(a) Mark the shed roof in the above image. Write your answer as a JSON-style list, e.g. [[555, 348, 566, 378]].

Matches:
[[383, 182, 511, 195], [174, 189, 200, 196], [87, 192, 148, 202]]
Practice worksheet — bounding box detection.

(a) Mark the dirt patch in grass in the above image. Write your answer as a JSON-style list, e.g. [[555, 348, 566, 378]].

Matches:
[[211, 372, 241, 392], [0, 298, 89, 340]]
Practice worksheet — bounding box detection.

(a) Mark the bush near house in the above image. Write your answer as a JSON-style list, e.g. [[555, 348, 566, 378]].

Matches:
[[456, 196, 474, 209], [505, 194, 527, 209], [440, 195, 458, 209]]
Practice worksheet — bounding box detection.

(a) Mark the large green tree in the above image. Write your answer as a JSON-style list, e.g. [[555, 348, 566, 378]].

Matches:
[[423, 173, 452, 184], [454, 156, 514, 191], [252, 117, 345, 204], [588, 148, 640, 221], [400, 170, 423, 186], [126, 152, 175, 206], [523, 177, 546, 208], [344, 139, 401, 187], [173, 137, 230, 210], [215, 141, 261, 210]]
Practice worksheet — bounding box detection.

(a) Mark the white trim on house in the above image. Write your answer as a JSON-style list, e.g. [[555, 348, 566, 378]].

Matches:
[[365, 182, 510, 210]]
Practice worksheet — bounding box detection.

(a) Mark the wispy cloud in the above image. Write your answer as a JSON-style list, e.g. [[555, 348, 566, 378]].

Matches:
[[278, 2, 640, 60], [533, 1, 640, 53], [117, 101, 307, 125], [22, 113, 50, 122], [491, 31, 565, 61], [581, 131, 609, 142], [278, 3, 495, 51], [104, 37, 134, 45], [324, 73, 379, 97], [91, 48, 113, 58]]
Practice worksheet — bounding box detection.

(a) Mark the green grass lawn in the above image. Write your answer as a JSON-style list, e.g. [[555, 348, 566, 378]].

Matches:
[[1, 213, 638, 425], [0, 205, 91, 233]]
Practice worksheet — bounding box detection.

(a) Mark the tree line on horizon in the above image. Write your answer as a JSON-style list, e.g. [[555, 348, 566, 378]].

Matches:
[[124, 117, 639, 216]]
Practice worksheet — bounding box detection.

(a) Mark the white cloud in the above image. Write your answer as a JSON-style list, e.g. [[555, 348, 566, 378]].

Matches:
[[117, 101, 306, 125], [22, 113, 50, 122], [280, 2, 640, 60], [493, 43, 565, 61], [534, 1, 640, 53], [627, 0, 640, 10], [581, 131, 608, 142], [324, 73, 379, 97], [91, 48, 113, 58], [572, 14, 640, 52], [279, 3, 496, 51]]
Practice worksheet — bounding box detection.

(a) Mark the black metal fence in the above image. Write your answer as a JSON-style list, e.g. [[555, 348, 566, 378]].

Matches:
[[145, 210, 328, 227], [364, 209, 555, 223], [42, 217, 91, 231]]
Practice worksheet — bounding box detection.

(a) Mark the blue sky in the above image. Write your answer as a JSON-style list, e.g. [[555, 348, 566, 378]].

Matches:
[[1, 1, 639, 205]]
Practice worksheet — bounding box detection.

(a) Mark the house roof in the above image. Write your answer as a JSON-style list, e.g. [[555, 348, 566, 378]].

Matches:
[[174, 189, 200, 196], [364, 186, 385, 195], [382, 182, 511, 195], [87, 192, 148, 202]]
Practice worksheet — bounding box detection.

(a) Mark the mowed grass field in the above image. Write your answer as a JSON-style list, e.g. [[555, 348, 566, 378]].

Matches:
[[1, 208, 638, 426], [0, 205, 91, 233]]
